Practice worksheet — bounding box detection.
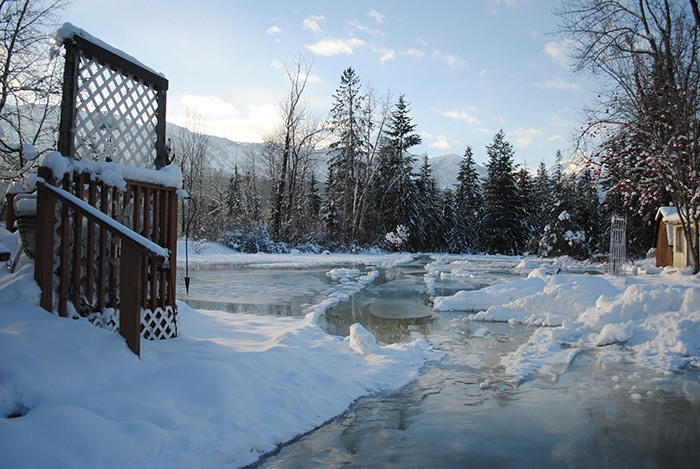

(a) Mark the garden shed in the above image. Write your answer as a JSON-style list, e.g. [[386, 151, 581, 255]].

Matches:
[[654, 206, 691, 268]]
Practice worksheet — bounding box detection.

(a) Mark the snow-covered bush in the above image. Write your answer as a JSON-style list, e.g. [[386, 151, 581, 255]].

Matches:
[[219, 224, 289, 253], [385, 225, 409, 251]]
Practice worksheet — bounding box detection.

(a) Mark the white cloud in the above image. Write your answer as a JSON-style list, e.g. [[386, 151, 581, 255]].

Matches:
[[270, 59, 284, 70], [544, 41, 569, 67], [407, 48, 425, 59], [377, 48, 395, 64], [491, 0, 519, 7], [433, 50, 468, 67], [548, 114, 576, 128], [430, 135, 452, 151], [509, 127, 543, 148], [306, 38, 365, 56], [180, 94, 238, 118], [487, 0, 519, 13], [348, 18, 383, 36], [307, 72, 323, 84], [173, 94, 277, 143], [440, 108, 479, 124], [266, 25, 281, 35], [369, 9, 384, 23], [532, 76, 580, 90], [303, 15, 325, 34]]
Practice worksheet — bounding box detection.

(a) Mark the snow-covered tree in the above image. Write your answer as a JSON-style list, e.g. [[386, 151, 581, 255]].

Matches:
[[515, 164, 537, 252], [413, 155, 441, 251], [324, 67, 366, 244], [481, 130, 529, 255], [265, 55, 323, 243], [372, 95, 421, 245], [557, 0, 700, 270], [440, 188, 459, 253], [175, 112, 211, 239], [454, 145, 482, 253]]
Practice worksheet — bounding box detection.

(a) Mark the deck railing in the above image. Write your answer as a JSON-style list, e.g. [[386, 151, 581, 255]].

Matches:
[[34, 165, 178, 355]]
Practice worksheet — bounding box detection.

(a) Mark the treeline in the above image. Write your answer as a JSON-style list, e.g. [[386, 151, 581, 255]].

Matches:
[[175, 67, 612, 258]]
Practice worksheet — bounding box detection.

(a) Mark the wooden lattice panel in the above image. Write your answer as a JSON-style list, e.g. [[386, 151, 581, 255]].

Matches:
[[59, 31, 169, 169], [73, 55, 159, 167]]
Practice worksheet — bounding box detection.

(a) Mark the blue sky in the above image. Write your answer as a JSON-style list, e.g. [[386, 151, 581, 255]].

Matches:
[[60, 0, 595, 167]]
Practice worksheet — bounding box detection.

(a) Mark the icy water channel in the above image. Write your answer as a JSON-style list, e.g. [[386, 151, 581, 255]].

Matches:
[[177, 256, 700, 468]]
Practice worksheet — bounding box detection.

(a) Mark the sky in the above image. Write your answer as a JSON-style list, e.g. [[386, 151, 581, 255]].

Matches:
[[58, 0, 596, 167]]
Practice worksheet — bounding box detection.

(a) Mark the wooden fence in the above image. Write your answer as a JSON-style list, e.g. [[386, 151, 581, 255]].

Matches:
[[33, 165, 178, 355]]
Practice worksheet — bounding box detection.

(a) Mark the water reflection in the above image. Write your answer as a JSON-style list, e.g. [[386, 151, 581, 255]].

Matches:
[[176, 256, 699, 468], [258, 319, 700, 469]]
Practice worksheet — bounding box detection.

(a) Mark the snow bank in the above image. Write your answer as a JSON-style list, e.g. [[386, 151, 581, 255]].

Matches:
[[0, 229, 439, 468], [440, 266, 700, 385], [176, 240, 416, 269]]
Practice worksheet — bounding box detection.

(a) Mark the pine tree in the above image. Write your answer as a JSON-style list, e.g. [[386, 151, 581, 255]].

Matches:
[[373, 95, 421, 245], [573, 167, 603, 254], [225, 166, 244, 229], [515, 165, 537, 251], [481, 130, 528, 255], [324, 67, 366, 245], [413, 155, 441, 251], [534, 154, 593, 259], [440, 189, 458, 253], [454, 146, 482, 253]]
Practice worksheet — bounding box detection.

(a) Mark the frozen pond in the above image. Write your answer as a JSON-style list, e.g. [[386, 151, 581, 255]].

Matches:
[[177, 255, 700, 467]]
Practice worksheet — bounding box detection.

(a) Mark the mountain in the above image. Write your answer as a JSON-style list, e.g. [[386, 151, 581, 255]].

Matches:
[[166, 123, 486, 190]]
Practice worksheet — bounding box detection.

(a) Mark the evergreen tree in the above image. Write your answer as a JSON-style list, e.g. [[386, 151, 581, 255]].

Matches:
[[413, 155, 441, 251], [324, 67, 366, 244], [306, 171, 322, 221], [573, 167, 603, 254], [481, 130, 528, 255], [515, 165, 537, 251], [440, 189, 458, 253], [527, 160, 551, 252], [373, 95, 421, 245], [534, 155, 594, 259], [454, 146, 482, 253], [225, 166, 245, 229]]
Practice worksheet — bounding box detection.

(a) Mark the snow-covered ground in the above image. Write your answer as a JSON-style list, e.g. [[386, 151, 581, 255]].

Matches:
[[2, 230, 700, 467], [433, 257, 700, 386], [0, 231, 438, 468]]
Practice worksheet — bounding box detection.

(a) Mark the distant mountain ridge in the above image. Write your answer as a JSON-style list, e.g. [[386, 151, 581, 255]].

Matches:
[[166, 122, 486, 190]]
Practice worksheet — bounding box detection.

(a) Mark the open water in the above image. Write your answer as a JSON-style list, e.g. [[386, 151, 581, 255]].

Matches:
[[177, 256, 700, 468]]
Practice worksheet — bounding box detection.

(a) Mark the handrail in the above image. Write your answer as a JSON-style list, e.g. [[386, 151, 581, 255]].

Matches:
[[36, 177, 171, 356], [37, 178, 170, 268]]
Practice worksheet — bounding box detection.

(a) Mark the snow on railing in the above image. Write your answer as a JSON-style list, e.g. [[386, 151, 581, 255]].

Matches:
[[33, 163, 179, 356]]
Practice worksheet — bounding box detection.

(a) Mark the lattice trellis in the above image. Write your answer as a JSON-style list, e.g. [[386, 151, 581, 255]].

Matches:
[[45, 172, 179, 341], [59, 33, 169, 169], [609, 215, 627, 275]]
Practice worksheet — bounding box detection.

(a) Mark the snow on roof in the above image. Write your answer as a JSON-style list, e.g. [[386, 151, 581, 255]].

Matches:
[[54, 22, 166, 79], [657, 206, 681, 223]]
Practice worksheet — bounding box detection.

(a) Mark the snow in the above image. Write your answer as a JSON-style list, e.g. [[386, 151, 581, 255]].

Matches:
[[0, 230, 439, 468], [4, 225, 700, 466], [38, 179, 170, 265], [39, 151, 183, 189], [437, 261, 700, 385], [54, 23, 166, 79]]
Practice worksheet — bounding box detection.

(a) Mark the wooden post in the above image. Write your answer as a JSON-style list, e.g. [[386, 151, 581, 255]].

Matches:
[[58, 42, 80, 158], [5, 193, 17, 232], [155, 88, 168, 169], [119, 240, 142, 356], [35, 167, 56, 312]]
